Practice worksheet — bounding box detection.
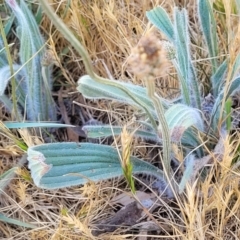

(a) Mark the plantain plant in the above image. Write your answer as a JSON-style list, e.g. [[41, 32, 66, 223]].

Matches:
[[0, 0, 56, 121], [27, 0, 240, 197]]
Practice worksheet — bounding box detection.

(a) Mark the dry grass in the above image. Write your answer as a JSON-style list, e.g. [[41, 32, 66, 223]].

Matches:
[[0, 0, 240, 239]]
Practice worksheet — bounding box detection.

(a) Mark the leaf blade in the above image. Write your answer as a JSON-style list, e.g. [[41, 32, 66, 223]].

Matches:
[[146, 7, 174, 41], [27, 142, 165, 189]]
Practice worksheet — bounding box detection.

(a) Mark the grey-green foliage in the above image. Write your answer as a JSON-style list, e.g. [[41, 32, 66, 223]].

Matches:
[[145, 2, 240, 189], [0, 213, 36, 229], [146, 2, 217, 112], [28, 142, 166, 190], [76, 3, 237, 191], [0, 0, 56, 121], [78, 75, 158, 117], [173, 8, 193, 106], [82, 125, 160, 142], [27, 0, 239, 195], [78, 5, 207, 148], [147, 7, 202, 110], [27, 2, 206, 194], [145, 6, 174, 41], [3, 122, 73, 129], [78, 75, 204, 148], [211, 60, 228, 98], [198, 0, 219, 73]]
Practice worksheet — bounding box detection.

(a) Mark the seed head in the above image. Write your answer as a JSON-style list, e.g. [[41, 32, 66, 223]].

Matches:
[[128, 34, 169, 77]]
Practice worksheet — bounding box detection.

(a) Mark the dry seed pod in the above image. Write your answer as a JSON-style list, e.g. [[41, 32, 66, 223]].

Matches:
[[128, 34, 169, 78]]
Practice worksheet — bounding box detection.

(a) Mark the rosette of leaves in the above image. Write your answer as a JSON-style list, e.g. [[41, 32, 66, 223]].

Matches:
[[0, 0, 56, 121], [27, 0, 239, 195]]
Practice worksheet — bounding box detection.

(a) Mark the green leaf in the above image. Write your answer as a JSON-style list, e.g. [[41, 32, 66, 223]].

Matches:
[[7, 0, 43, 120], [174, 8, 189, 81], [6, 0, 56, 121], [164, 104, 204, 142], [198, 0, 218, 72], [172, 7, 201, 110], [27, 142, 165, 189], [77, 75, 159, 117], [82, 124, 159, 142], [146, 7, 174, 42], [189, 63, 201, 110], [4, 122, 74, 129], [0, 214, 36, 229], [178, 154, 195, 193], [211, 59, 228, 97], [182, 129, 204, 157]]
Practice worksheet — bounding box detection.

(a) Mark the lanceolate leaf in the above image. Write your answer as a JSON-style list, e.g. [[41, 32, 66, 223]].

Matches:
[[7, 0, 43, 120], [163, 104, 204, 142], [174, 8, 189, 81], [4, 122, 73, 129], [173, 8, 191, 106], [0, 214, 36, 229], [146, 7, 174, 42], [166, 104, 204, 130], [27, 142, 165, 189], [78, 75, 157, 117], [6, 0, 56, 121], [82, 124, 159, 142], [211, 59, 228, 97], [172, 7, 201, 110], [178, 154, 195, 193], [198, 0, 218, 72], [147, 7, 201, 109], [83, 106, 204, 149]]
